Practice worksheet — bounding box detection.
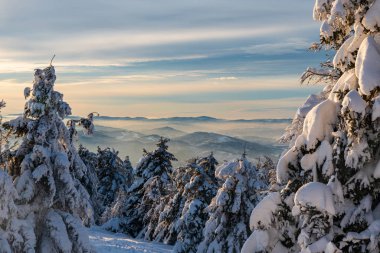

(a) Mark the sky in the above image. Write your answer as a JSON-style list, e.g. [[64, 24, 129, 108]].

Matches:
[[0, 0, 329, 119]]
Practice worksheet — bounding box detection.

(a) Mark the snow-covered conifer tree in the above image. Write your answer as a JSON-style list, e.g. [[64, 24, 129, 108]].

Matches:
[[96, 147, 132, 221], [173, 153, 219, 253], [0, 100, 16, 172], [4, 65, 93, 252], [0, 170, 35, 252], [198, 154, 267, 253], [78, 145, 100, 222], [123, 155, 134, 187], [256, 155, 277, 191], [103, 137, 176, 239], [0, 101, 45, 251], [151, 164, 191, 244], [242, 1, 380, 252], [151, 156, 213, 245]]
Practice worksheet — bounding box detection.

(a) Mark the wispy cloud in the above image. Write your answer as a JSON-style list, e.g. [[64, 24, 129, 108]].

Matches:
[[211, 77, 238, 81], [0, 0, 323, 119], [243, 39, 312, 55]]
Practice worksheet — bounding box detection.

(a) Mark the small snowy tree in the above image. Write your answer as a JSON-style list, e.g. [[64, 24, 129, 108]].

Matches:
[[173, 153, 219, 253], [96, 147, 133, 221], [255, 155, 277, 191], [151, 164, 191, 244], [198, 154, 268, 253], [78, 145, 133, 224], [0, 101, 17, 172], [243, 1, 380, 252], [0, 170, 35, 253], [78, 145, 100, 222], [151, 155, 217, 245], [4, 65, 93, 252], [123, 156, 134, 187], [67, 113, 98, 142], [103, 137, 176, 239]]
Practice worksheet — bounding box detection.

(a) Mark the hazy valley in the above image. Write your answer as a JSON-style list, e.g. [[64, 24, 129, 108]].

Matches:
[[77, 116, 289, 165]]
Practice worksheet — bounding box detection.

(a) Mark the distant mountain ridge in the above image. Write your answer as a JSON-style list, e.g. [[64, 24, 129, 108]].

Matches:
[[73, 115, 292, 123], [77, 125, 285, 166], [6, 114, 292, 124]]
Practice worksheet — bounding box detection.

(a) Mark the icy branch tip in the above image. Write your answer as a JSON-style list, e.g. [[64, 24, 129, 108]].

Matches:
[[50, 55, 56, 66]]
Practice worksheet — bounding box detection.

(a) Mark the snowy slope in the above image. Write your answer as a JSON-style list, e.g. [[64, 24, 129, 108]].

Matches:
[[89, 227, 173, 253]]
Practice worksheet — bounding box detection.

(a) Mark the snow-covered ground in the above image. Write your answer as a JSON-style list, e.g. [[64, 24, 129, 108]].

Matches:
[[89, 227, 173, 253]]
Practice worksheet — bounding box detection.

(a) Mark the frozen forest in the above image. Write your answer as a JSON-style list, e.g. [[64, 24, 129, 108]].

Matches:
[[242, 0, 380, 252], [0, 0, 379, 252]]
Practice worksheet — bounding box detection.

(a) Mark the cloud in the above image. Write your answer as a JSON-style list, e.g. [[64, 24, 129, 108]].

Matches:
[[0, 25, 317, 65], [212, 77, 238, 81], [0, 0, 324, 119], [0, 0, 319, 65], [243, 39, 312, 55]]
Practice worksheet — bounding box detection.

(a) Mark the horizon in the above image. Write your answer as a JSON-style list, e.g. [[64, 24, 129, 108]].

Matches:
[[0, 0, 328, 119], [4, 113, 293, 121]]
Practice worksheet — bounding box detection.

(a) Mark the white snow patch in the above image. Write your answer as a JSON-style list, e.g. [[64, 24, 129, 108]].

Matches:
[[341, 90, 366, 115], [329, 0, 345, 21], [216, 160, 238, 179], [373, 159, 380, 179], [293, 182, 336, 215], [297, 94, 323, 118], [345, 140, 369, 169], [249, 192, 281, 230], [313, 0, 332, 21], [345, 219, 380, 248], [347, 22, 367, 53], [88, 226, 173, 253], [372, 95, 380, 121], [325, 242, 341, 253], [356, 36, 380, 96], [329, 70, 358, 102], [333, 35, 355, 71], [300, 140, 334, 180], [301, 99, 338, 150], [240, 230, 269, 253], [363, 0, 380, 32], [320, 20, 333, 39], [327, 176, 345, 204], [302, 236, 330, 253], [276, 147, 298, 184]]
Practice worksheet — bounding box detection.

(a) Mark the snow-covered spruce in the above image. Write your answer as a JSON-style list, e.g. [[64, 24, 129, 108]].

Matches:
[[173, 153, 219, 253], [123, 156, 134, 186], [243, 1, 380, 252], [0, 170, 35, 252], [103, 137, 176, 239], [3, 65, 94, 252], [197, 154, 272, 253], [151, 154, 219, 245], [95, 147, 133, 223], [78, 145, 133, 224], [151, 164, 191, 245], [255, 156, 277, 191], [78, 145, 101, 223], [0, 100, 16, 172]]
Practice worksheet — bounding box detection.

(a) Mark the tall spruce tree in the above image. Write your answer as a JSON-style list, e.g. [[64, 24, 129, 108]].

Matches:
[[242, 0, 380, 252], [197, 154, 273, 253], [173, 153, 219, 253], [4, 65, 94, 252], [103, 137, 176, 238], [151, 163, 193, 244], [0, 169, 36, 252], [96, 147, 132, 221], [123, 156, 134, 187], [78, 145, 100, 223], [151, 154, 218, 245], [78, 145, 133, 224]]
